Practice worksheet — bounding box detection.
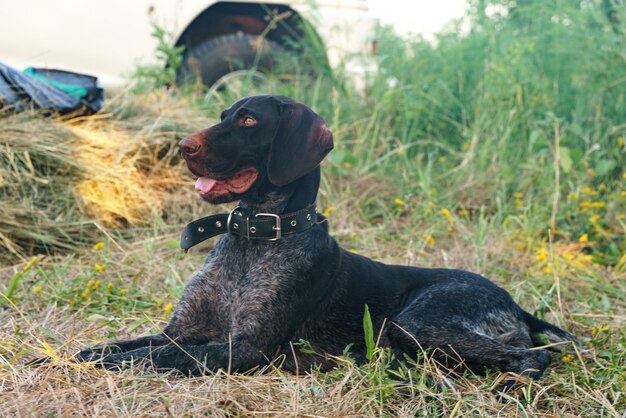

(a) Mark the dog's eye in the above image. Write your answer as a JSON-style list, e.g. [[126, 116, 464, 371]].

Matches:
[[241, 116, 257, 126]]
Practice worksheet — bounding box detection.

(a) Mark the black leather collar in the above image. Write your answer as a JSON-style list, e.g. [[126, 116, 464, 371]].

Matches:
[[180, 203, 320, 251]]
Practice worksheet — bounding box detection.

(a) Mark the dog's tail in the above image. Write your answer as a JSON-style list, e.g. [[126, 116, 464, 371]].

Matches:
[[523, 310, 580, 353]]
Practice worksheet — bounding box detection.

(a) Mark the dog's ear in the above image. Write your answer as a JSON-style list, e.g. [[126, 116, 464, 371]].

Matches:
[[267, 97, 334, 187]]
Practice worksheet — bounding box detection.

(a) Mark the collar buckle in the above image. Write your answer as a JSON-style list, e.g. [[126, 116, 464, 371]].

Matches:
[[226, 205, 242, 235], [255, 212, 282, 240]]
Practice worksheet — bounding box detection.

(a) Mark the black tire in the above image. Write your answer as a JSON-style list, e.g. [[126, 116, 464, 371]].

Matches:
[[179, 34, 289, 87]]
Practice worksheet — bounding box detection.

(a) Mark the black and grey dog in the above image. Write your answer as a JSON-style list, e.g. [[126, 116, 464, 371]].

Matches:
[[78, 95, 578, 383]]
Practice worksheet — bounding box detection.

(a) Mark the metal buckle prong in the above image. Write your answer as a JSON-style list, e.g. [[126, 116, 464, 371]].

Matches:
[[255, 212, 282, 240], [227, 206, 241, 235]]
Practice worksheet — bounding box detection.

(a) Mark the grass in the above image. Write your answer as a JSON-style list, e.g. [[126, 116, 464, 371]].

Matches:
[[1, 1, 625, 416]]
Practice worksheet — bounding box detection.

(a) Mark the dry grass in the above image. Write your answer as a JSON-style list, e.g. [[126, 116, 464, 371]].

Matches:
[[1, 202, 624, 417], [0, 356, 607, 417], [72, 123, 183, 226], [0, 113, 84, 259]]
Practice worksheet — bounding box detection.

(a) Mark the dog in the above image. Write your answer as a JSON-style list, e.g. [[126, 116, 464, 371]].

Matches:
[[77, 95, 578, 385]]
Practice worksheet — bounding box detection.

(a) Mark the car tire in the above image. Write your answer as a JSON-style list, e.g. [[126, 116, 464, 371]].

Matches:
[[179, 34, 289, 87]]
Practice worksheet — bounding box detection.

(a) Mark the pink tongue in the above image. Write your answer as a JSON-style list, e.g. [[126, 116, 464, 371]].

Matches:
[[195, 177, 218, 194]]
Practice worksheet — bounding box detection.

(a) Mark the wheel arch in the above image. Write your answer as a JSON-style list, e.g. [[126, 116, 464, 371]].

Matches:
[[174, 2, 323, 57]]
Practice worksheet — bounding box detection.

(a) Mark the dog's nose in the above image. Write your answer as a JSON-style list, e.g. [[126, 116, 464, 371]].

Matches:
[[179, 137, 201, 155]]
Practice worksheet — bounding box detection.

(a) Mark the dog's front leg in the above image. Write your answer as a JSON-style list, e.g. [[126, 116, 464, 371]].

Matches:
[[91, 338, 268, 375], [76, 333, 170, 362]]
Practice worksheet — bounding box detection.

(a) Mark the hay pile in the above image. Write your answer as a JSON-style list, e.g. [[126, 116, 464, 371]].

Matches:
[[0, 113, 84, 259], [72, 123, 182, 226], [0, 93, 211, 263]]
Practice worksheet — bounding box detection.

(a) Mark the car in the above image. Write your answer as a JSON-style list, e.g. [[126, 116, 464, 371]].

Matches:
[[1, 0, 377, 92]]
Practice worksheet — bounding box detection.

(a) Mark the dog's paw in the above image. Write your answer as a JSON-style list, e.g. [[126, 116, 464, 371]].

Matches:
[[75, 348, 107, 362], [496, 350, 552, 394], [75, 342, 130, 362], [508, 350, 551, 378], [93, 352, 152, 371]]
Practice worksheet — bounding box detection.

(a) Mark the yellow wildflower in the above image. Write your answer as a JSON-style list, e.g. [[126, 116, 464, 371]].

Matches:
[[440, 208, 451, 217], [87, 279, 96, 288], [164, 302, 174, 312], [423, 233, 435, 246], [589, 214, 601, 223], [349, 249, 359, 254], [394, 198, 405, 206], [93, 241, 105, 251], [107, 282, 113, 291], [120, 288, 128, 294], [563, 252, 574, 261], [94, 263, 106, 272], [32, 285, 42, 295], [617, 214, 625, 220], [514, 192, 524, 199], [618, 136, 624, 146], [621, 191, 626, 197], [81, 289, 90, 298], [535, 247, 549, 262], [561, 354, 574, 362], [592, 324, 609, 336], [581, 187, 597, 196], [458, 209, 469, 216], [580, 201, 606, 211], [578, 233, 589, 243], [322, 206, 334, 217], [572, 253, 593, 269], [542, 262, 554, 274]]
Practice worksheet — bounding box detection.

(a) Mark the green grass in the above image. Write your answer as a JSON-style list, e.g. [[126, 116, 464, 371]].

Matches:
[[1, 0, 625, 416]]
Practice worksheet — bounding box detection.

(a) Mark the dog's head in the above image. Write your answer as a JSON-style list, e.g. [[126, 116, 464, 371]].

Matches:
[[179, 96, 333, 205]]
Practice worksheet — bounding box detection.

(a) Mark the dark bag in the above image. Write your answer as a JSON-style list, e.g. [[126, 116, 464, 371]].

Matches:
[[0, 62, 104, 115]]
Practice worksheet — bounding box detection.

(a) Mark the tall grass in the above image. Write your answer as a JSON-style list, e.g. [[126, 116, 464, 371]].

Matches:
[[369, 2, 623, 185], [265, 0, 626, 263]]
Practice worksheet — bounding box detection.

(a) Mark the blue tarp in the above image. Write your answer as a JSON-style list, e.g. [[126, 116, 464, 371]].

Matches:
[[0, 63, 104, 115]]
